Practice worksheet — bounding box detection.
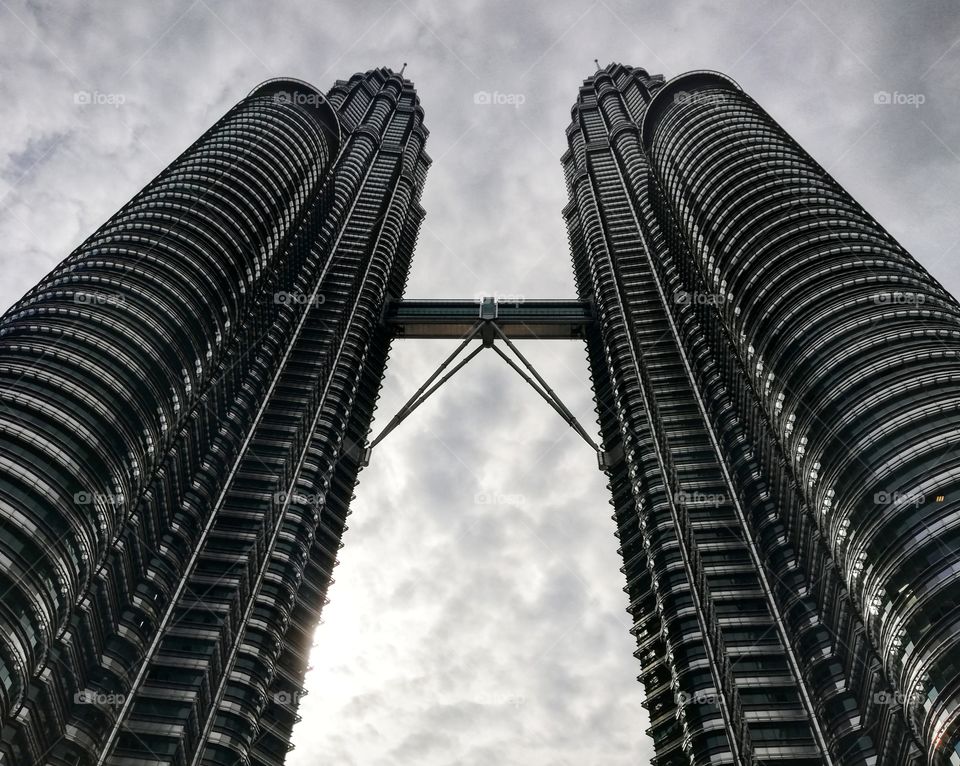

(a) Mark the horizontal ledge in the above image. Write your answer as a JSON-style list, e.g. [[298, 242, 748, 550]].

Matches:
[[386, 299, 595, 340]]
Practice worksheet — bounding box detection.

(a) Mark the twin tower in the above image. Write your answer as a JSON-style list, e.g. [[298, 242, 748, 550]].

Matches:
[[0, 64, 956, 766]]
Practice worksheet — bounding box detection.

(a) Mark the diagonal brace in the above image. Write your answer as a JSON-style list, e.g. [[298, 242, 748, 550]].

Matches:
[[490, 323, 602, 453], [361, 319, 608, 469], [363, 323, 484, 459]]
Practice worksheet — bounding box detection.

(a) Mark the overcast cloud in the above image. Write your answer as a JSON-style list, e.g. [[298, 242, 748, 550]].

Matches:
[[0, 1, 957, 764]]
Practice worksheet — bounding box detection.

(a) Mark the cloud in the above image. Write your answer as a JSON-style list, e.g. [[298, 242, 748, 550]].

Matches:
[[0, 0, 956, 763]]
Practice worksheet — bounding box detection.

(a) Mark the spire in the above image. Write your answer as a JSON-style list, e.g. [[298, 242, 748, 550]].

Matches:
[[594, 58, 600, 71], [400, 62, 407, 76]]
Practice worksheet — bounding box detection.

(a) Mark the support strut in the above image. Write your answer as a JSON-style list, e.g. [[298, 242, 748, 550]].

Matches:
[[360, 316, 612, 469], [361, 323, 483, 464], [490, 323, 602, 453]]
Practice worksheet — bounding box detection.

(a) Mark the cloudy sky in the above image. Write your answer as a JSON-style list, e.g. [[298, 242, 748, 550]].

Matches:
[[0, 1, 957, 763]]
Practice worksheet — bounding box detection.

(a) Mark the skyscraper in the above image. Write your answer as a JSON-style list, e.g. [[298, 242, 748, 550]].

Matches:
[[0, 56, 958, 766], [564, 63, 960, 766], [0, 68, 429, 766]]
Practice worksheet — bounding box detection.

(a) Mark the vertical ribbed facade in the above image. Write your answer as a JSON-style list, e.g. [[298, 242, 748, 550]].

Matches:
[[565, 63, 960, 766], [0, 68, 429, 766]]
